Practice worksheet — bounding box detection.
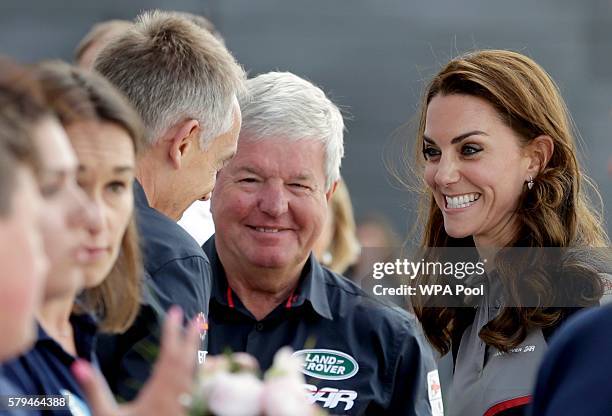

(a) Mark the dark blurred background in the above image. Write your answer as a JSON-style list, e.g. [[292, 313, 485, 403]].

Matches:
[[2, 0, 610, 239]]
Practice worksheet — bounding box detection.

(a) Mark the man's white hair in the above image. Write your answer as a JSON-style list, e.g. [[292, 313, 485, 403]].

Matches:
[[238, 72, 344, 190]]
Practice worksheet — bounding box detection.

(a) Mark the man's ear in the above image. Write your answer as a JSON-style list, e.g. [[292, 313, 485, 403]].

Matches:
[[525, 135, 554, 178], [167, 119, 200, 170], [325, 180, 339, 202]]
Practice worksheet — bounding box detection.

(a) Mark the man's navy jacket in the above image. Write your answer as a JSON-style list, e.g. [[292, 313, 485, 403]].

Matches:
[[98, 181, 211, 400]]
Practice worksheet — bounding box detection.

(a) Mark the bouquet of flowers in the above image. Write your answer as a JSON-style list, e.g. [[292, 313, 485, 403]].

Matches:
[[190, 347, 326, 416]]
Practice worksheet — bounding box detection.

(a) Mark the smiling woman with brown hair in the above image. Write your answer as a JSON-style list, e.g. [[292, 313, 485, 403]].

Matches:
[[411, 49, 609, 416]]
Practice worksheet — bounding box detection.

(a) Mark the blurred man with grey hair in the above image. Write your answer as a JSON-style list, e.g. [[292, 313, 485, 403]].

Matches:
[[203, 72, 438, 415], [75, 19, 132, 69], [94, 10, 245, 400], [74, 12, 223, 245]]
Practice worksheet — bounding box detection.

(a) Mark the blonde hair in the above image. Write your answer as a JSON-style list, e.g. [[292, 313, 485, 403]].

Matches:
[[321, 179, 360, 273]]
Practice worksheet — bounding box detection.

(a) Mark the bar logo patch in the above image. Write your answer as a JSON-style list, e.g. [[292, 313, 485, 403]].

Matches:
[[293, 349, 359, 380]]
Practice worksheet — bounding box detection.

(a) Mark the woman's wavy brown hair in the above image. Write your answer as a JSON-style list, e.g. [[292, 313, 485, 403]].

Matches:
[[36, 61, 144, 333], [411, 50, 609, 354]]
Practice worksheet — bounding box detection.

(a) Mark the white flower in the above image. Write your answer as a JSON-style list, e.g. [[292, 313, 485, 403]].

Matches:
[[260, 347, 316, 416], [264, 347, 305, 384], [191, 349, 324, 416], [206, 372, 264, 416], [201, 355, 231, 375], [232, 352, 260, 373], [261, 377, 314, 416]]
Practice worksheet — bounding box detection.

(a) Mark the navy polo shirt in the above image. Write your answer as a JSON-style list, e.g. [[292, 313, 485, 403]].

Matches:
[[2, 314, 98, 416], [0, 365, 24, 395], [97, 181, 211, 401], [0, 365, 35, 416], [204, 237, 438, 416]]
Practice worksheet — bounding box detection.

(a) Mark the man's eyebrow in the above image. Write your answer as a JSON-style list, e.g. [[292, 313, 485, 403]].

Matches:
[[235, 166, 260, 175], [423, 130, 488, 145], [113, 166, 134, 174], [77, 165, 134, 173], [291, 173, 315, 181]]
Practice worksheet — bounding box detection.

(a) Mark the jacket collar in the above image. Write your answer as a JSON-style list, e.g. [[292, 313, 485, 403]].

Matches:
[[204, 236, 333, 320]]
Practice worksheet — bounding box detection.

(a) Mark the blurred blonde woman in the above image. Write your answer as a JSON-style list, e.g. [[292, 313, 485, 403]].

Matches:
[[313, 178, 360, 274]]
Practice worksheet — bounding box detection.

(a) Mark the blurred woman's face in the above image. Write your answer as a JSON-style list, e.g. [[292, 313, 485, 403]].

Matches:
[[66, 121, 135, 288], [34, 117, 97, 299], [0, 165, 48, 361]]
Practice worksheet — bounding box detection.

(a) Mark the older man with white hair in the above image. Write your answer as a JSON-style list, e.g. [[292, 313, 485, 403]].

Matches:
[[203, 72, 439, 415]]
